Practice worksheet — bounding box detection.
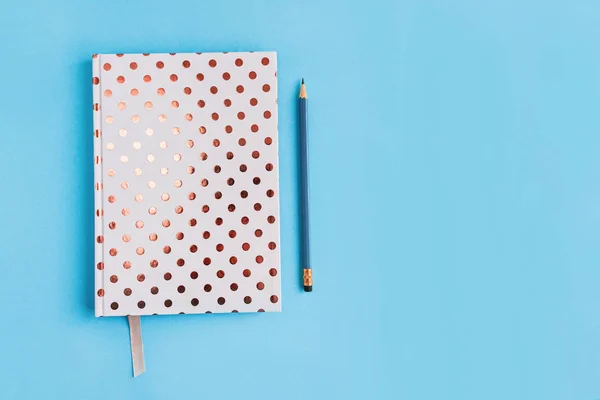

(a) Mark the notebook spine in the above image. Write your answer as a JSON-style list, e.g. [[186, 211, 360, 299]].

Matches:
[[92, 54, 104, 317]]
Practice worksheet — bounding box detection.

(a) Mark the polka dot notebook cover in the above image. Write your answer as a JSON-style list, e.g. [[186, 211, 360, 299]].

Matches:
[[93, 52, 281, 316]]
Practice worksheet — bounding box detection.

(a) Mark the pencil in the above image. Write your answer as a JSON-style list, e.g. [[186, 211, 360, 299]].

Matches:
[[299, 78, 312, 292]]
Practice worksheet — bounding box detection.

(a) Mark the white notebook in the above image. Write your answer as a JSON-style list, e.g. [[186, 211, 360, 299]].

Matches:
[[93, 52, 281, 316]]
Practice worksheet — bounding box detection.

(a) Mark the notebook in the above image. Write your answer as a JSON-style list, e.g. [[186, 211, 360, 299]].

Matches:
[[93, 52, 281, 316]]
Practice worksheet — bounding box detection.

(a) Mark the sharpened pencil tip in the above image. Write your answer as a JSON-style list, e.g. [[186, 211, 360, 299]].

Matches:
[[302, 78, 304, 84]]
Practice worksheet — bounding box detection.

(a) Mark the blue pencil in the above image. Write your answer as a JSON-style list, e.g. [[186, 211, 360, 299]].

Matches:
[[299, 79, 312, 292]]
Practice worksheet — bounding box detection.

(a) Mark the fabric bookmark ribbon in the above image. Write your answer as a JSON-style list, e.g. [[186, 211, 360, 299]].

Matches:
[[128, 316, 146, 377]]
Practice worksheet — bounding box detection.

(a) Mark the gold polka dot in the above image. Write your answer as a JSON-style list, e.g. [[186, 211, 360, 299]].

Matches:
[[132, 115, 140, 123], [186, 140, 194, 148], [148, 206, 157, 215], [185, 113, 193, 121], [120, 181, 129, 190], [161, 167, 169, 175], [118, 102, 126, 110], [119, 128, 127, 137], [158, 114, 167, 122], [174, 180, 182, 188], [105, 116, 114, 124], [130, 88, 139, 96], [146, 128, 154, 136], [122, 234, 131, 242], [106, 143, 115, 151], [171, 100, 179, 108], [173, 153, 181, 161], [108, 168, 115, 177], [134, 168, 142, 176], [148, 180, 156, 188], [135, 194, 143, 202], [133, 141, 141, 150], [157, 88, 165, 95], [160, 141, 168, 149], [161, 193, 170, 201], [104, 89, 112, 97], [120, 156, 128, 163], [122, 208, 130, 216], [145, 101, 153, 109], [147, 154, 155, 162]]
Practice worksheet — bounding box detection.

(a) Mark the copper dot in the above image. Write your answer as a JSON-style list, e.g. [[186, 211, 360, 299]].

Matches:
[[92, 77, 99, 85], [108, 221, 116, 229], [249, 71, 257, 79], [164, 273, 172, 281], [97, 262, 104, 270], [210, 86, 218, 94], [241, 216, 249, 224], [122, 208, 130, 216], [257, 282, 265, 290], [149, 233, 158, 241], [190, 271, 198, 279], [268, 215, 276, 224], [130, 88, 139, 96], [109, 248, 118, 256], [137, 301, 146, 309], [190, 244, 198, 253], [253, 177, 261, 185], [203, 257, 211, 265], [111, 302, 119, 310], [238, 138, 246, 146], [188, 192, 196, 200], [228, 204, 236, 212], [189, 218, 197, 227], [254, 203, 262, 211], [209, 59, 217, 67], [215, 217, 223, 225], [156, 61, 164, 69], [230, 283, 238, 291], [217, 297, 225, 305], [237, 112, 245, 120], [250, 98, 258, 106], [196, 73, 204, 81], [269, 268, 278, 276], [243, 269, 251, 277], [163, 245, 171, 254], [270, 295, 279, 303], [252, 150, 260, 159], [211, 113, 219, 120], [267, 189, 275, 197], [132, 115, 140, 123], [191, 298, 199, 306], [242, 242, 250, 251], [170, 74, 178, 82], [240, 164, 248, 172], [162, 219, 171, 228], [201, 178, 209, 187], [184, 86, 192, 95], [204, 284, 212, 292], [227, 178, 235, 186], [200, 152, 208, 161], [117, 76, 125, 83], [266, 163, 273, 171], [226, 151, 234, 160], [265, 137, 273, 145], [151, 286, 159, 295], [255, 229, 263, 237], [235, 58, 243, 67], [203, 231, 210, 239], [262, 84, 271, 92], [217, 270, 225, 278], [136, 247, 145, 255], [97, 289, 104, 297], [135, 194, 143, 202], [164, 299, 172, 307], [264, 110, 272, 119], [157, 87, 165, 95], [216, 243, 224, 252], [214, 165, 221, 173], [177, 258, 185, 267], [222, 72, 230, 80], [256, 255, 264, 264], [150, 260, 158, 268], [143, 74, 151, 82], [135, 220, 144, 229], [236, 85, 244, 93], [104, 89, 112, 97], [224, 99, 232, 107], [244, 296, 252, 304], [110, 275, 118, 283], [229, 230, 237, 238]]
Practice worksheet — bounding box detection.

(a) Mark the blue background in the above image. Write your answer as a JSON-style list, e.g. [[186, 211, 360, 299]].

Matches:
[[1, 0, 599, 399]]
